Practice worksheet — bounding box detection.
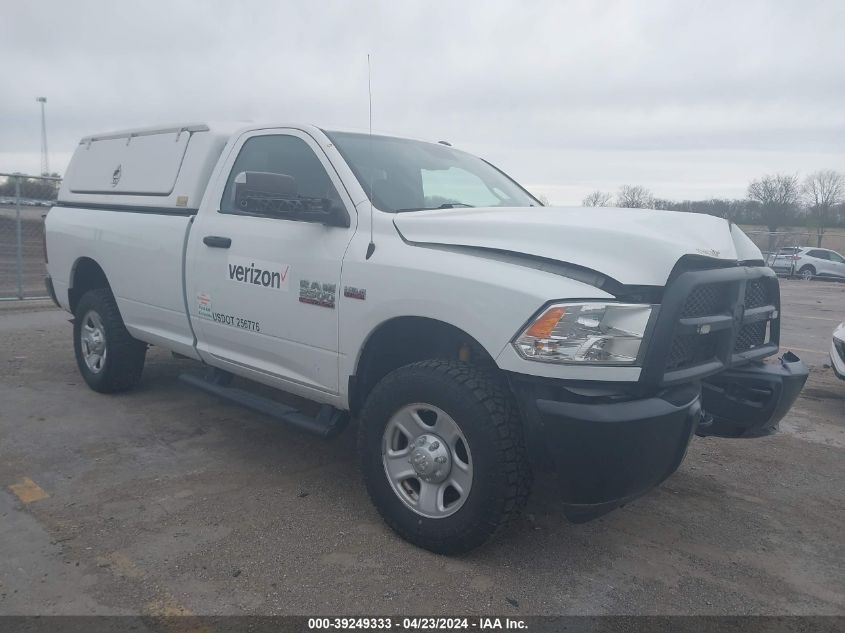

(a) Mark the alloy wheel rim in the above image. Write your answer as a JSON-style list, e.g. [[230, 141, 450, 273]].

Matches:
[[80, 310, 107, 373], [382, 403, 473, 519]]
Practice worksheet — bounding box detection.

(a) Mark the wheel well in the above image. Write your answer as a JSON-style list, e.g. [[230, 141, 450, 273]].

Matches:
[[350, 317, 498, 415], [69, 258, 110, 313]]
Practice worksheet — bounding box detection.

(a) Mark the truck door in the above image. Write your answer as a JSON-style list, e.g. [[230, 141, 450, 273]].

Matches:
[[186, 129, 356, 398]]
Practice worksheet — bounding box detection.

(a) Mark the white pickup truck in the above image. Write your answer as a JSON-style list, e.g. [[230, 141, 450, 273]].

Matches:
[[45, 122, 808, 553]]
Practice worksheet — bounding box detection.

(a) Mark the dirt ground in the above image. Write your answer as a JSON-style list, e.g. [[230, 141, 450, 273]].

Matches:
[[0, 280, 843, 616]]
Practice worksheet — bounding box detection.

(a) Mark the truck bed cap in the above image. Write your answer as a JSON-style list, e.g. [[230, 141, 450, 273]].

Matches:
[[58, 122, 242, 212], [78, 123, 211, 144]]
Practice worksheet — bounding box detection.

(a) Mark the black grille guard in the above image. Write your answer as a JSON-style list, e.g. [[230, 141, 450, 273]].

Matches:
[[639, 266, 780, 387]]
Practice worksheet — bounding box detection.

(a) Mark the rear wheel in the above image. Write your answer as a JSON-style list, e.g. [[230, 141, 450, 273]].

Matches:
[[73, 288, 146, 393], [358, 360, 531, 554], [799, 265, 815, 281]]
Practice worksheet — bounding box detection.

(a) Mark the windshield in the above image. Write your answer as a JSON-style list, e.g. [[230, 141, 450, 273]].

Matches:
[[325, 131, 540, 212]]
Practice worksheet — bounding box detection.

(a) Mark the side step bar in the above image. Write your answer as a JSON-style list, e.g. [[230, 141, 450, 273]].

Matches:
[[179, 372, 348, 438]]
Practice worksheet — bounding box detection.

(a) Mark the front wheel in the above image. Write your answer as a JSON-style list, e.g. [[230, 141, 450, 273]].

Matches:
[[358, 360, 531, 554], [73, 288, 147, 393]]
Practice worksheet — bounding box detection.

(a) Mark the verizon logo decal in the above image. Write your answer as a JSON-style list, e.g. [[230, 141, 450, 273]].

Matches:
[[227, 256, 290, 291]]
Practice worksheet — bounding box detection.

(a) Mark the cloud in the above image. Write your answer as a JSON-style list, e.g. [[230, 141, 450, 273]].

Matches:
[[1, 0, 843, 203]]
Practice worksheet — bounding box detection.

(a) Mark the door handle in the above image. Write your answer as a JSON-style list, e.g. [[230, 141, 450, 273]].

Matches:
[[203, 236, 231, 248]]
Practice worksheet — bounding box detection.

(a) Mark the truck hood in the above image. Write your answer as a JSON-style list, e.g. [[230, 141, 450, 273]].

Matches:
[[392, 206, 762, 286]]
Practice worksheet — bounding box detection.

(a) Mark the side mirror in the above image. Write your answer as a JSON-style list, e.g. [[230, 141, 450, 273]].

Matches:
[[232, 171, 349, 227]]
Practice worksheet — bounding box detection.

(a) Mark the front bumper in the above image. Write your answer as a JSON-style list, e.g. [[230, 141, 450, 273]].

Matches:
[[697, 352, 808, 438], [509, 352, 808, 522], [831, 323, 845, 380], [830, 341, 845, 380], [510, 377, 701, 522]]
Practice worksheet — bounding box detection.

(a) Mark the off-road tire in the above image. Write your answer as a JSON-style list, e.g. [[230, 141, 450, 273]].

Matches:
[[73, 288, 146, 393], [358, 360, 532, 554]]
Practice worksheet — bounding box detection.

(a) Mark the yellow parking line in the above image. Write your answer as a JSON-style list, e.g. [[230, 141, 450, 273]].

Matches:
[[8, 477, 49, 503], [93, 551, 209, 631], [145, 598, 214, 633]]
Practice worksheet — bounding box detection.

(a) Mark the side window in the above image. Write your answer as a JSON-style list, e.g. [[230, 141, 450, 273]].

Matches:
[[807, 250, 829, 260], [220, 135, 342, 218], [828, 251, 845, 263]]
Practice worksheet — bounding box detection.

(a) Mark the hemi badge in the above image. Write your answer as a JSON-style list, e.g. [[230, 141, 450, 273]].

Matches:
[[698, 324, 711, 335], [344, 286, 367, 300]]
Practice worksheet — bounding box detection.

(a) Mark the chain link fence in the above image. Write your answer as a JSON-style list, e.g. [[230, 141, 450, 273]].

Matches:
[[743, 228, 845, 278], [744, 229, 813, 262], [745, 228, 845, 255], [0, 172, 60, 300]]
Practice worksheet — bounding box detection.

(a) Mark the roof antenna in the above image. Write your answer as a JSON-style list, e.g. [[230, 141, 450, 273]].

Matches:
[[365, 54, 376, 260]]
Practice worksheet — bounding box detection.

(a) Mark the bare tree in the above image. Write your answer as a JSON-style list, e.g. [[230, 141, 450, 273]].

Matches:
[[747, 173, 800, 230], [710, 198, 748, 223], [747, 173, 800, 250], [684, 198, 747, 222], [616, 185, 654, 209], [802, 170, 845, 247], [582, 190, 613, 207]]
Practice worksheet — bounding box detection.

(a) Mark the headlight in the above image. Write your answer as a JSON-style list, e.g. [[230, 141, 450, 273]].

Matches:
[[513, 302, 654, 365]]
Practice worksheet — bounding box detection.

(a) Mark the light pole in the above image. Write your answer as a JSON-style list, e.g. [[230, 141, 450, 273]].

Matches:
[[36, 97, 49, 176]]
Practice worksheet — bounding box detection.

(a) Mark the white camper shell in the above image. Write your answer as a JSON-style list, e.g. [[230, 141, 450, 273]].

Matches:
[[58, 123, 236, 211]]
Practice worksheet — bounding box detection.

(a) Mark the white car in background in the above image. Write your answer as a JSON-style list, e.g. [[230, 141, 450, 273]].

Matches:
[[832, 322, 845, 380], [771, 247, 845, 280]]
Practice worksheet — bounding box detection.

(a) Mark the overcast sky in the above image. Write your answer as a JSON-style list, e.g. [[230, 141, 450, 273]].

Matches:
[[2, 0, 843, 204]]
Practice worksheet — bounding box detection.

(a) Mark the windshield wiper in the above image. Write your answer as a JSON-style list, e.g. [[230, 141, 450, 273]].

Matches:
[[394, 203, 475, 213]]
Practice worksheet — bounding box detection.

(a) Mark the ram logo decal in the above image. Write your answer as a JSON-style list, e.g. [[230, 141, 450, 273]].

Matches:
[[111, 164, 122, 187], [299, 280, 336, 309]]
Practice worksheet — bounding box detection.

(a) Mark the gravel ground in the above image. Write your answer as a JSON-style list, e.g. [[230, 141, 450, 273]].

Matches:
[[0, 280, 843, 616]]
